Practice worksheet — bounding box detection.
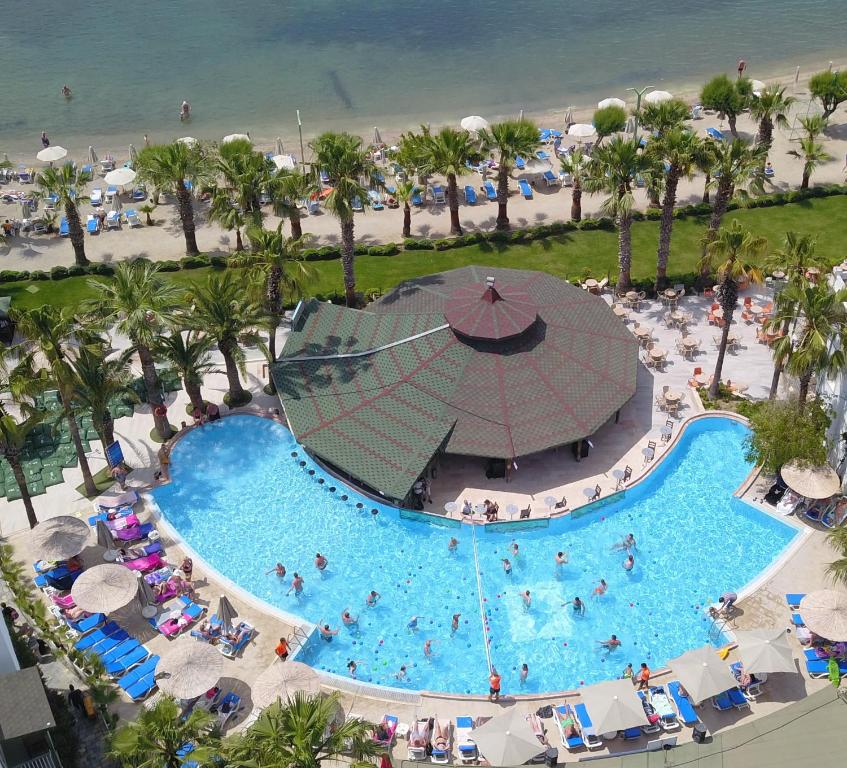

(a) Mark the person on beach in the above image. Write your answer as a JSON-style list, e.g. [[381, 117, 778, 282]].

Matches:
[[266, 562, 286, 578], [41, 131, 50, 148], [314, 552, 328, 572], [180, 556, 193, 581], [341, 609, 358, 626], [287, 572, 304, 596], [637, 662, 651, 690], [718, 591, 738, 614], [737, 58, 746, 78], [521, 590, 531, 609], [488, 667, 501, 701], [111, 464, 128, 490], [448, 537, 458, 553], [366, 590, 381, 607], [275, 637, 290, 660], [451, 613, 461, 633], [563, 596, 585, 615]]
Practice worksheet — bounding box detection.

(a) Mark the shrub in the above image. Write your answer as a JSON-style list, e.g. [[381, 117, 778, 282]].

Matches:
[[180, 255, 209, 269], [29, 270, 50, 281], [155, 260, 180, 272], [404, 238, 434, 250], [367, 243, 399, 257], [486, 231, 510, 244], [318, 245, 341, 258], [434, 238, 455, 251], [50, 266, 69, 280], [644, 208, 662, 220], [0, 270, 23, 283], [209, 254, 228, 269], [67, 264, 87, 277], [89, 262, 115, 276], [579, 218, 600, 230], [353, 243, 370, 255], [509, 230, 528, 243]]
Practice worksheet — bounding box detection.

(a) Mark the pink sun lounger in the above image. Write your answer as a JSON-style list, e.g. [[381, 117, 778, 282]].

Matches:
[[122, 553, 164, 573]]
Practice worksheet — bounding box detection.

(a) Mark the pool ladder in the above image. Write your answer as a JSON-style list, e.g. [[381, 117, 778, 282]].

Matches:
[[708, 615, 730, 644], [470, 525, 494, 673]]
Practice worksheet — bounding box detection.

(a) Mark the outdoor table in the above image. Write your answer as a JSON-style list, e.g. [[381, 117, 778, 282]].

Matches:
[[649, 347, 667, 360], [544, 496, 558, 511], [585, 278, 598, 289], [664, 289, 678, 298], [749, 305, 763, 315], [729, 382, 749, 393], [693, 374, 708, 386], [727, 332, 739, 343], [642, 447, 655, 460], [612, 305, 628, 318], [682, 338, 699, 349], [660, 425, 673, 439], [444, 502, 457, 514], [583, 487, 596, 498], [602, 731, 619, 741], [665, 390, 682, 403], [626, 291, 639, 300], [473, 503, 487, 515], [772, 270, 786, 280], [633, 327, 652, 345]]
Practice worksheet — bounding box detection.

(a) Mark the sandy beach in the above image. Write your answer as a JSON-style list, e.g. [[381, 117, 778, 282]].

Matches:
[[2, 61, 847, 273]]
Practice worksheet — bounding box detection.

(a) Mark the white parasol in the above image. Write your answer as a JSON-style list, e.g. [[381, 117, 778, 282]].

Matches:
[[578, 679, 646, 734], [272, 154, 296, 171], [668, 645, 738, 703], [470, 708, 544, 766], [750, 79, 766, 96], [222, 133, 251, 144], [37, 146, 68, 163], [734, 628, 796, 674], [568, 123, 596, 139], [644, 90, 673, 104], [88, 146, 98, 165], [104, 167, 137, 187], [70, 563, 138, 614], [598, 97, 626, 110], [253, 661, 322, 708], [275, 136, 285, 155], [799, 590, 847, 641], [31, 516, 89, 561], [461, 116, 490, 134], [156, 642, 223, 699], [177, 137, 197, 146], [780, 460, 841, 499]]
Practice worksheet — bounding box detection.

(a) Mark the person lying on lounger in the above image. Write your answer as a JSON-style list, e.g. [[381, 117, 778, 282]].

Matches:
[[197, 621, 222, 642]]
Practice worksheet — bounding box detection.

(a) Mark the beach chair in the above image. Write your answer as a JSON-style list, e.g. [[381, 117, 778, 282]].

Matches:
[[215, 692, 242, 728], [454, 716, 478, 763], [430, 718, 452, 763], [351, 196, 364, 212], [65, 613, 106, 637], [463, 185, 477, 204], [535, 149, 550, 161], [644, 688, 680, 731], [127, 671, 158, 701], [105, 645, 149, 677], [220, 620, 254, 658], [517, 178, 533, 199], [368, 189, 384, 210], [98, 638, 140, 665], [319, 169, 331, 185], [86, 215, 99, 235], [105, 210, 121, 229], [116, 654, 159, 692], [667, 681, 700, 725], [307, 197, 321, 214], [89, 629, 131, 658], [542, 169, 558, 187], [483, 180, 497, 201], [407, 718, 433, 761], [431, 184, 446, 204], [515, 156, 526, 170], [573, 704, 603, 750], [785, 593, 806, 610], [554, 704, 583, 751], [75, 622, 121, 651], [706, 127, 724, 141], [105, 185, 118, 203], [807, 658, 847, 678], [411, 188, 423, 206], [373, 715, 399, 747], [90, 188, 103, 206], [623, 726, 642, 740], [125, 208, 142, 227], [132, 186, 147, 201]]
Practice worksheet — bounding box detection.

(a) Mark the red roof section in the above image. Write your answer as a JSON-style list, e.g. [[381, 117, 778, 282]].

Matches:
[[444, 278, 538, 341]]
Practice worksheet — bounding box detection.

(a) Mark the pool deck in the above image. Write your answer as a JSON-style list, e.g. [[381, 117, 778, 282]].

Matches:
[[1, 285, 842, 759]]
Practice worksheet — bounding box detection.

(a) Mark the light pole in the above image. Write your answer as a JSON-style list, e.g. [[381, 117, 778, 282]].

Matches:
[[297, 109, 306, 174], [626, 85, 654, 138]]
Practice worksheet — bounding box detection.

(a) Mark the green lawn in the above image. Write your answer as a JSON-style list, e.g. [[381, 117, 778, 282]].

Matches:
[[4, 196, 847, 311]]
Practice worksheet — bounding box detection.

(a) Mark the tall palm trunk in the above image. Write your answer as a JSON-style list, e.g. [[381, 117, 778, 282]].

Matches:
[[757, 118, 773, 152], [801, 169, 811, 190], [340, 218, 356, 307], [290, 209, 303, 240], [8, 453, 37, 528], [266, 266, 282, 365], [184, 379, 205, 413], [95, 412, 116, 456], [571, 181, 582, 222], [798, 371, 814, 407], [234, 228, 244, 251], [65, 201, 89, 266], [701, 177, 733, 273], [654, 168, 680, 291], [176, 182, 199, 256], [768, 317, 793, 399], [65, 403, 96, 496], [220, 338, 246, 402], [447, 173, 462, 235], [702, 172, 711, 204], [617, 212, 633, 293], [402, 203, 411, 238], [495, 169, 510, 230], [708, 277, 738, 398], [137, 344, 171, 439], [728, 113, 738, 138]]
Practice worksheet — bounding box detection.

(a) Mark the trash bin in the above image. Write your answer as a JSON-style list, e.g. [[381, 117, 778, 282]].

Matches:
[[692, 722, 708, 743]]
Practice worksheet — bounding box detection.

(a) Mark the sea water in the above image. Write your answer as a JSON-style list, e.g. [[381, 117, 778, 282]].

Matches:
[[153, 415, 796, 694]]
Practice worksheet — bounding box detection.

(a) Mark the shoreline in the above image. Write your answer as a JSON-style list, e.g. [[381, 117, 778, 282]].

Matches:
[[4, 54, 846, 168]]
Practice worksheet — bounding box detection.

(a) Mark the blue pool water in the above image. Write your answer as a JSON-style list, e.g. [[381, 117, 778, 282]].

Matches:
[[153, 415, 797, 694]]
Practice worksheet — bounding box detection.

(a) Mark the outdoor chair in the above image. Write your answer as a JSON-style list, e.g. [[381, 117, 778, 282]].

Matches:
[[519, 506, 531, 519], [589, 485, 601, 502], [662, 419, 674, 442], [644, 441, 657, 463]]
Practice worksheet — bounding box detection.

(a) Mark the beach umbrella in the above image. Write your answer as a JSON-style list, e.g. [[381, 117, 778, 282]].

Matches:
[[750, 79, 766, 96], [88, 146, 98, 165], [253, 661, 321, 708], [644, 90, 673, 104], [563, 107, 575, 127], [469, 707, 542, 766], [128, 144, 138, 164], [217, 595, 238, 631], [444, 501, 457, 514], [272, 154, 296, 171], [799, 590, 847, 641], [222, 133, 251, 144], [668, 645, 738, 703], [275, 136, 284, 155], [20, 200, 31, 220], [735, 628, 795, 674], [136, 572, 158, 618], [112, 194, 122, 213], [598, 97, 626, 110], [32, 515, 89, 561], [578, 679, 646, 734], [156, 642, 223, 699], [104, 167, 136, 187], [95, 519, 119, 561], [780, 460, 841, 499], [177, 137, 197, 146], [36, 146, 67, 163], [373, 126, 383, 146], [568, 123, 596, 139], [71, 563, 138, 614], [460, 116, 490, 134]]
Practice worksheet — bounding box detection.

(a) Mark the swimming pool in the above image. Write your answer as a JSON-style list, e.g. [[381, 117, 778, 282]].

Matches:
[[152, 414, 797, 694]]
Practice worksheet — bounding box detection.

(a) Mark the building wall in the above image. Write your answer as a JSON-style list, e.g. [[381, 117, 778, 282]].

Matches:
[[0, 619, 20, 677], [819, 269, 847, 492]]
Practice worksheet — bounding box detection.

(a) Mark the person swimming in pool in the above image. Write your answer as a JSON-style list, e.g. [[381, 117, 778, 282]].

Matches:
[[448, 537, 458, 553], [319, 623, 338, 641], [265, 562, 286, 578], [520, 663, 529, 685], [408, 615, 421, 632], [613, 533, 637, 551], [597, 634, 621, 651], [563, 596, 585, 615], [366, 590, 381, 607], [451, 613, 461, 633], [521, 590, 531, 609], [623, 554, 635, 572], [592, 579, 608, 598], [341, 609, 358, 626], [287, 572, 304, 596], [395, 665, 408, 681], [502, 558, 512, 575], [555, 551, 569, 573], [424, 639, 434, 658], [314, 553, 328, 572], [347, 659, 359, 678], [510, 540, 520, 557]]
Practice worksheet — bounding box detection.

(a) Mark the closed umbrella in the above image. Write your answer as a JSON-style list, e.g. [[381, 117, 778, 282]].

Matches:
[[735, 628, 795, 674], [469, 707, 542, 766], [88, 146, 98, 165], [136, 572, 158, 618], [598, 97, 626, 110], [275, 136, 285, 155], [95, 519, 118, 561], [568, 123, 596, 139], [217, 595, 238, 631], [373, 126, 383, 146], [156, 642, 223, 699], [644, 90, 673, 104], [563, 107, 575, 127], [104, 167, 137, 187], [32, 515, 89, 561], [578, 679, 646, 734], [668, 645, 738, 703], [253, 661, 321, 708], [460, 116, 490, 134], [71, 563, 138, 614], [800, 590, 847, 641], [37, 146, 68, 163], [128, 144, 138, 164], [780, 460, 841, 499], [222, 133, 251, 144]]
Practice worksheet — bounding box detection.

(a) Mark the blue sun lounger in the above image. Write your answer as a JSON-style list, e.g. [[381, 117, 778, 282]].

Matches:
[[483, 180, 497, 201], [785, 593, 805, 609], [67, 613, 106, 636], [411, 188, 423, 206], [86, 217, 98, 235], [99, 638, 139, 665], [554, 705, 583, 751], [117, 654, 159, 694], [791, 613, 804, 626], [105, 645, 149, 677], [89, 630, 130, 657], [535, 150, 550, 161], [368, 190, 384, 210], [806, 658, 847, 678], [573, 704, 602, 749], [126, 671, 158, 701], [515, 156, 526, 170], [352, 196, 364, 212], [59, 218, 70, 237], [712, 688, 749, 711], [542, 169, 558, 187], [75, 622, 121, 651], [464, 185, 477, 205], [667, 681, 699, 725], [220, 621, 254, 658], [706, 127, 724, 141], [517, 179, 533, 199]]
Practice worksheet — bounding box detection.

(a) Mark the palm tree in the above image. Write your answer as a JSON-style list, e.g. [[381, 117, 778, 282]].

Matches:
[[749, 85, 794, 154], [701, 139, 766, 263], [639, 99, 690, 136], [0, 411, 46, 529], [392, 179, 417, 238], [798, 114, 828, 141], [186, 271, 263, 406], [584, 137, 650, 292], [698, 220, 767, 399], [208, 190, 249, 251], [479, 120, 539, 230], [764, 232, 829, 398], [37, 165, 92, 266], [135, 142, 212, 256], [221, 691, 380, 768], [241, 224, 315, 362], [109, 695, 217, 768], [153, 331, 217, 414], [825, 524, 847, 587], [788, 136, 832, 190], [649, 129, 701, 291], [269, 169, 312, 240], [310, 132, 376, 307], [559, 148, 588, 222], [416, 126, 478, 235], [767, 282, 847, 407], [85, 261, 183, 440], [68, 344, 136, 454], [16, 307, 99, 497]]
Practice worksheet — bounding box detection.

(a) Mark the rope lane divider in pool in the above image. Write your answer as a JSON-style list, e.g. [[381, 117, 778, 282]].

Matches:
[[470, 524, 493, 674]]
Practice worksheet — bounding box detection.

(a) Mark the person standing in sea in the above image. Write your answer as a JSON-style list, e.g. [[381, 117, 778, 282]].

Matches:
[[41, 131, 49, 148]]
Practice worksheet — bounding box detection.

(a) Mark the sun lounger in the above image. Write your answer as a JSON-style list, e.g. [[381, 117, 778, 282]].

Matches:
[[18, 170, 32, 184], [515, 156, 526, 170], [408, 718, 433, 760], [368, 190, 384, 210], [132, 187, 146, 201], [96, 490, 140, 510], [89, 629, 131, 657], [122, 553, 164, 573], [535, 150, 550, 161], [542, 169, 558, 187], [215, 691, 242, 728], [726, 688, 750, 709], [806, 658, 847, 678], [481, 180, 496, 201], [410, 188, 423, 206], [116, 654, 159, 691], [574, 704, 603, 750], [99, 638, 140, 665], [126, 671, 158, 701], [785, 593, 805, 610], [219, 620, 254, 658], [555, 704, 583, 751], [108, 512, 140, 530], [351, 196, 364, 212], [431, 184, 446, 204], [58, 217, 70, 237], [463, 185, 477, 205], [66, 613, 106, 636], [86, 215, 99, 235], [712, 689, 745, 711], [792, 613, 804, 626], [517, 178, 533, 199], [105, 645, 149, 677], [106, 210, 121, 229], [75, 622, 121, 651], [112, 522, 155, 543], [320, 169, 330, 185], [90, 188, 103, 206], [667, 681, 699, 725], [644, 688, 680, 731], [374, 714, 398, 747], [706, 127, 724, 141], [454, 716, 477, 763], [431, 718, 452, 763]]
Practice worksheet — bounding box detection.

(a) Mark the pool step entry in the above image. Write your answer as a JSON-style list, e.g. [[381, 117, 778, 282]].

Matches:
[[471, 524, 494, 673]]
